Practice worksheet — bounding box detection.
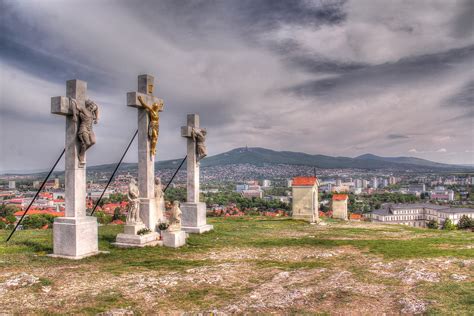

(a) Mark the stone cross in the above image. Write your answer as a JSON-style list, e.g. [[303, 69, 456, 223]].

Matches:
[[51, 80, 87, 217], [50, 79, 98, 259], [126, 75, 164, 229], [181, 114, 205, 203], [180, 114, 213, 234]]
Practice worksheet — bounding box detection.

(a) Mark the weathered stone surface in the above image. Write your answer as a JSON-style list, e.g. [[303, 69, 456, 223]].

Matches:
[[127, 75, 162, 232], [50, 79, 99, 260], [162, 230, 187, 248], [123, 222, 146, 235], [181, 202, 213, 234], [51, 217, 99, 259], [181, 114, 213, 234], [113, 232, 161, 248]]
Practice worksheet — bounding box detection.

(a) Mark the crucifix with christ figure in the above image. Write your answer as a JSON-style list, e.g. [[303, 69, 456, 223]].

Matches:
[[126, 75, 164, 230]]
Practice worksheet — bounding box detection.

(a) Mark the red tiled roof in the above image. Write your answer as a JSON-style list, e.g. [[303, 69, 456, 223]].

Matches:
[[332, 194, 348, 201], [350, 213, 362, 219], [292, 176, 318, 186]]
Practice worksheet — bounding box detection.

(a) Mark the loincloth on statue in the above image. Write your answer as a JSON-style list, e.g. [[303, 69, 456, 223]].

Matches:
[[148, 121, 159, 138]]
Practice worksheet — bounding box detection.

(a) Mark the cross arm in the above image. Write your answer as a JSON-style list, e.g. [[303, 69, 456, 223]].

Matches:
[[51, 96, 73, 116], [181, 126, 206, 138], [127, 92, 162, 109]]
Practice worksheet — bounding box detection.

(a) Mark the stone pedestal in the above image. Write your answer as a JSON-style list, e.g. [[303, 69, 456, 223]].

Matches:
[[113, 222, 161, 248], [50, 217, 99, 259], [181, 202, 213, 233], [162, 230, 187, 248]]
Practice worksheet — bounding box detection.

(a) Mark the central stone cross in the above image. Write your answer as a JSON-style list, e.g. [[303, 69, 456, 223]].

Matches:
[[127, 75, 164, 230]]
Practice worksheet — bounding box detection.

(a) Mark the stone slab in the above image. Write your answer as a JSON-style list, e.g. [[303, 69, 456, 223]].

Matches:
[[52, 216, 99, 259], [113, 232, 161, 248], [123, 222, 146, 235], [292, 214, 317, 223], [181, 224, 214, 234], [162, 230, 187, 248]]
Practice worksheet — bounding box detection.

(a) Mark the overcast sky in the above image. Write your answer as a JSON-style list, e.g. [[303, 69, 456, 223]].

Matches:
[[1, 0, 473, 172]]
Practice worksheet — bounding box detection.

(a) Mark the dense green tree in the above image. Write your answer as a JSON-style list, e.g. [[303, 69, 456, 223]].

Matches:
[[5, 214, 17, 224], [426, 220, 439, 229], [442, 218, 456, 230], [0, 205, 18, 218], [165, 187, 187, 202], [457, 215, 473, 229], [113, 207, 121, 220]]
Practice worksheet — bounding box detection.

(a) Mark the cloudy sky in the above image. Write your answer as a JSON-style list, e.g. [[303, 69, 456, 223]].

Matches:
[[1, 0, 473, 172]]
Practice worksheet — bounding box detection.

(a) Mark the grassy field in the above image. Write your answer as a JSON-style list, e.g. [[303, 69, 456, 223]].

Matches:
[[0, 217, 473, 314]]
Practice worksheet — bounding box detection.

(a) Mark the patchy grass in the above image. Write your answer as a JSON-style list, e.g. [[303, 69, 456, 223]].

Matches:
[[0, 217, 473, 314], [421, 282, 474, 315]]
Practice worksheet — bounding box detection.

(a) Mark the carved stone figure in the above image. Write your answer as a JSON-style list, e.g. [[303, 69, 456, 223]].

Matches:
[[71, 98, 99, 166], [155, 176, 165, 219], [126, 178, 141, 223], [137, 95, 164, 157], [192, 128, 207, 161], [168, 200, 182, 232]]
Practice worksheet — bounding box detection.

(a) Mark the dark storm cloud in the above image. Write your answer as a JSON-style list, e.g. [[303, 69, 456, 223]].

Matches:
[[445, 80, 474, 109], [286, 45, 474, 101], [387, 134, 410, 140], [1, 0, 474, 171]]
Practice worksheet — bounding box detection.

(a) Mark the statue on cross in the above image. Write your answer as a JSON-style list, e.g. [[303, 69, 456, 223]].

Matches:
[[192, 128, 207, 161], [137, 95, 164, 157], [71, 98, 99, 166]]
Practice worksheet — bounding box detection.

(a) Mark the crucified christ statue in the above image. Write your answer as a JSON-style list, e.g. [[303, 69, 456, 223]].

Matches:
[[138, 95, 164, 157], [71, 98, 99, 166]]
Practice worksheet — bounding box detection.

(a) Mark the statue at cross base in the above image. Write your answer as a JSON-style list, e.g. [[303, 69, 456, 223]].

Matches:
[[71, 98, 99, 166], [137, 95, 164, 157], [126, 178, 141, 224], [168, 201, 182, 232]]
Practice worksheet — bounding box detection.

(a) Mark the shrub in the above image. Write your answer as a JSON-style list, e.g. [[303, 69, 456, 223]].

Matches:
[[0, 221, 6, 229], [158, 222, 169, 231], [22, 214, 55, 229], [95, 211, 113, 225], [457, 215, 473, 229], [442, 218, 456, 230], [137, 228, 151, 235], [426, 219, 439, 229], [5, 214, 17, 224]]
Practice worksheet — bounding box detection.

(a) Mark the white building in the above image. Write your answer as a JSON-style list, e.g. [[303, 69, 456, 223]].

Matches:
[[366, 204, 474, 227], [8, 181, 16, 189], [261, 180, 271, 188], [292, 176, 319, 223]]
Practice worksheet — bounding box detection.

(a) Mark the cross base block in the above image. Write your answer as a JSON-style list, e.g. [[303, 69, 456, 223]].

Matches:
[[52, 216, 99, 259], [162, 230, 187, 248], [181, 202, 214, 234]]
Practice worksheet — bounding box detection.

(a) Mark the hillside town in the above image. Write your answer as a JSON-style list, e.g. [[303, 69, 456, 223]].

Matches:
[[1, 165, 473, 230]]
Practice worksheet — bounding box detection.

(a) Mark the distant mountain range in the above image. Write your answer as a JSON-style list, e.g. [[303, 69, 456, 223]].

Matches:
[[2, 147, 471, 176], [86, 147, 471, 173]]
